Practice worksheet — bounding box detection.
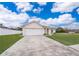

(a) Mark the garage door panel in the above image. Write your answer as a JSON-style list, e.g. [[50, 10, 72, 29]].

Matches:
[[24, 29, 44, 35]]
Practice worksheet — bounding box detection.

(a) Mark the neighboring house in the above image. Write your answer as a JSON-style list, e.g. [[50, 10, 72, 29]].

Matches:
[[22, 21, 56, 36], [0, 24, 2, 27], [68, 29, 79, 33], [0, 28, 22, 35]]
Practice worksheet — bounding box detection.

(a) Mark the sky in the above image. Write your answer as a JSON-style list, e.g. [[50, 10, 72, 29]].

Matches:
[[0, 2, 79, 29]]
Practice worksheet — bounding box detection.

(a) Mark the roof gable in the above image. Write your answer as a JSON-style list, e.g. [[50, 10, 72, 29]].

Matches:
[[23, 22, 43, 29]]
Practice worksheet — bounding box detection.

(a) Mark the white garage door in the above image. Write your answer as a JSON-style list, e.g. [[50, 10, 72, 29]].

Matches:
[[23, 29, 44, 35]]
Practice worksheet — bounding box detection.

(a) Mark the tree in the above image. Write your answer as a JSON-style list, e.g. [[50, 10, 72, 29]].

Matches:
[[56, 27, 68, 33]]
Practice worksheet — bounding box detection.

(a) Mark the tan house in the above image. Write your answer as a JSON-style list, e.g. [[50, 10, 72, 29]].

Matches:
[[22, 21, 56, 36]]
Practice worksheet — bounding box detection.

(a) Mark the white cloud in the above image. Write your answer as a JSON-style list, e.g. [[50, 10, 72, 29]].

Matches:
[[61, 22, 79, 29], [29, 17, 42, 22], [14, 2, 33, 12], [27, 14, 75, 26], [0, 5, 12, 14], [33, 7, 43, 13], [51, 2, 79, 13], [27, 16, 48, 26], [0, 4, 30, 28], [0, 3, 77, 29], [0, 19, 6, 24], [3, 22, 22, 28], [37, 2, 47, 6], [57, 14, 75, 24], [42, 14, 75, 25], [27, 15, 79, 30], [77, 8, 79, 14]]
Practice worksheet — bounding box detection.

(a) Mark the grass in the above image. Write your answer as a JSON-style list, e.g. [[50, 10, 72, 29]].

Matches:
[[47, 33, 79, 46], [0, 34, 23, 54]]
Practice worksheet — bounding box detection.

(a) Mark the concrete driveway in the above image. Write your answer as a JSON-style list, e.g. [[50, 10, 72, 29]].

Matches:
[[1, 36, 79, 56], [69, 44, 79, 51]]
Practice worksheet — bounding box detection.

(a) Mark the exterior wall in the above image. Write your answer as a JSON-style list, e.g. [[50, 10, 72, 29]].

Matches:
[[22, 21, 56, 36], [23, 28, 44, 36], [53, 29, 56, 34], [44, 28, 56, 35], [48, 29, 52, 35], [44, 28, 48, 35], [22, 22, 45, 36], [23, 28, 56, 36], [22, 28, 25, 36]]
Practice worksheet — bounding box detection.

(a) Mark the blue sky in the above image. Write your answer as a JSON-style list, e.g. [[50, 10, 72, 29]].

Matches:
[[0, 2, 79, 19], [0, 2, 79, 29], [0, 2, 60, 19]]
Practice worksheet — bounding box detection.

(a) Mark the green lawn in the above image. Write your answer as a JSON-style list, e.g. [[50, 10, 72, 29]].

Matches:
[[47, 33, 79, 46], [0, 34, 23, 54]]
